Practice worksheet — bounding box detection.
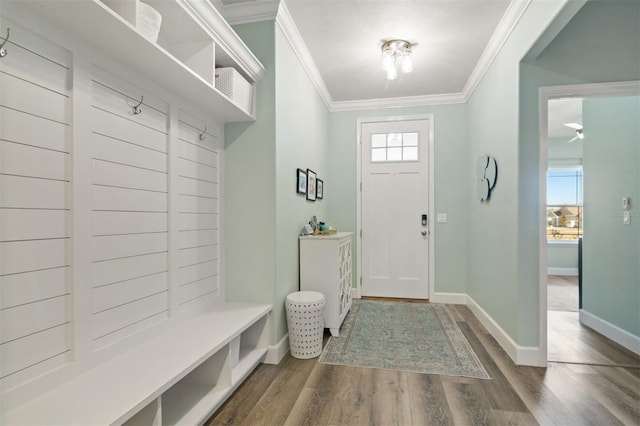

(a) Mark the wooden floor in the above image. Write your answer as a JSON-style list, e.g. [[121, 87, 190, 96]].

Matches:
[[207, 304, 640, 426]]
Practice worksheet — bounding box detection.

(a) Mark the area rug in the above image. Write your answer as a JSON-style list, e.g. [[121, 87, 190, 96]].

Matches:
[[319, 300, 490, 379]]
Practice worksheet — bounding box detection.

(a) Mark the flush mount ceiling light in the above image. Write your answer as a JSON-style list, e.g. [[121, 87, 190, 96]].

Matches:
[[381, 39, 414, 80]]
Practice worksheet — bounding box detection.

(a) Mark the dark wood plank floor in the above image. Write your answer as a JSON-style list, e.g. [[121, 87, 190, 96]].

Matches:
[[207, 304, 640, 426]]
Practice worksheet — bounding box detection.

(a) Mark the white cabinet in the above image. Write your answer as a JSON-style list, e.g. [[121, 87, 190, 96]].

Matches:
[[299, 232, 353, 336]]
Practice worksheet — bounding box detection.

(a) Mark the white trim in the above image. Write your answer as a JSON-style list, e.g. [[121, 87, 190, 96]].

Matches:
[[351, 287, 360, 300], [539, 80, 640, 368], [465, 295, 543, 366], [275, 2, 333, 111], [547, 267, 578, 276], [430, 292, 543, 366], [331, 93, 466, 112], [209, 0, 279, 25], [356, 114, 435, 301], [429, 292, 467, 305], [180, 0, 265, 82], [580, 310, 640, 356], [547, 239, 579, 246], [263, 333, 289, 364], [461, 0, 531, 99]]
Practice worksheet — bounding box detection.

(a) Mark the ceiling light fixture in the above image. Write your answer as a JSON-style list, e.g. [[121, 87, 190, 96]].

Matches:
[[382, 39, 413, 80]]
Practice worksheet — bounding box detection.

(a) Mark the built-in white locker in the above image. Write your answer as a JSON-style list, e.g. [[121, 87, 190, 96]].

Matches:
[[176, 112, 221, 310], [0, 18, 73, 387], [90, 69, 170, 349]]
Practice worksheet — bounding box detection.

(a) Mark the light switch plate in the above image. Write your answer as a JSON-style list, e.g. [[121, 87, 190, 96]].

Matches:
[[437, 213, 448, 223]]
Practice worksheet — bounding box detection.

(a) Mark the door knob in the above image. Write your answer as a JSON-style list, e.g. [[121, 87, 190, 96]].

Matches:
[[421, 230, 427, 236]]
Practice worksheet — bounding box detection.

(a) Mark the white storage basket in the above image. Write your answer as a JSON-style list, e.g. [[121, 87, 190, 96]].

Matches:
[[138, 2, 162, 43], [215, 67, 253, 113]]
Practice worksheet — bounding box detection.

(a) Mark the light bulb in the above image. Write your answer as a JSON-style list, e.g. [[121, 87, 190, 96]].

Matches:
[[382, 53, 394, 72], [401, 55, 413, 73], [386, 65, 398, 80]]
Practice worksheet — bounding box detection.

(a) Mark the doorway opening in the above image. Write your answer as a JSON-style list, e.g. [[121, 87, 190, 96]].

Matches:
[[539, 81, 640, 366]]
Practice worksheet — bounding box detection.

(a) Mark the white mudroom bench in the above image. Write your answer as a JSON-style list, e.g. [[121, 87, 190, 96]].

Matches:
[[3, 303, 272, 425]]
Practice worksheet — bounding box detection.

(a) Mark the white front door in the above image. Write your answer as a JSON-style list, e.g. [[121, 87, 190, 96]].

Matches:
[[360, 119, 430, 299]]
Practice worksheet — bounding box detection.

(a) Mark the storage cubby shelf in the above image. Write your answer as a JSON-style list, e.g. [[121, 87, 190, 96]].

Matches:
[[3, 303, 272, 425], [25, 0, 263, 122]]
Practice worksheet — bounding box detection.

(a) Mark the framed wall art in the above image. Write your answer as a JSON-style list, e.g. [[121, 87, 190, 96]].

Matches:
[[296, 168, 307, 194], [316, 179, 323, 200], [306, 169, 316, 201]]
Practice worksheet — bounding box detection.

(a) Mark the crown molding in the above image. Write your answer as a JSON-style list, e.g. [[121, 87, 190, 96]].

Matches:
[[330, 93, 466, 112], [276, 1, 334, 110], [213, 0, 280, 25], [462, 0, 532, 99], [181, 0, 265, 82]]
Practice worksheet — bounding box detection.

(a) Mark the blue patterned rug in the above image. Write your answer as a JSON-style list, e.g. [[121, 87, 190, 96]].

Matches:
[[319, 300, 490, 379]]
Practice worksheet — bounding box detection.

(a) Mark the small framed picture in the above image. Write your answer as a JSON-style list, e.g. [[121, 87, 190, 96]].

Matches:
[[306, 169, 316, 201], [316, 179, 323, 200], [296, 168, 307, 194]]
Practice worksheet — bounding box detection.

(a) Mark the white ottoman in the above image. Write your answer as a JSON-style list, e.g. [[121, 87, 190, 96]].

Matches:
[[285, 291, 325, 359]]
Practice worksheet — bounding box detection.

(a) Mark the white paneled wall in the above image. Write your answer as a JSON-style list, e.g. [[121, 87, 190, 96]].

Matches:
[[0, 24, 72, 386], [0, 15, 225, 394], [176, 113, 221, 310], [90, 72, 170, 349]]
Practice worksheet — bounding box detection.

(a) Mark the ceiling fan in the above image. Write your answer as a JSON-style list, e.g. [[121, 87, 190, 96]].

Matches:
[[564, 122, 584, 143]]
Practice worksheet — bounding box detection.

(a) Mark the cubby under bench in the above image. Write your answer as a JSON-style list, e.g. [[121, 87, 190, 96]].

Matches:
[[3, 303, 272, 426]]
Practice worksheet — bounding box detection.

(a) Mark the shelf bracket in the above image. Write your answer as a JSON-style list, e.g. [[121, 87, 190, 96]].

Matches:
[[0, 28, 11, 58]]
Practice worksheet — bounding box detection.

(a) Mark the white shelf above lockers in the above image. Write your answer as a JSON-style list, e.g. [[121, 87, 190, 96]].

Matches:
[[22, 0, 264, 122]]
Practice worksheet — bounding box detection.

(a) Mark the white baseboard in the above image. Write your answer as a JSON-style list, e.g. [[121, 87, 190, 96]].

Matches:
[[465, 295, 544, 367], [264, 334, 289, 364], [547, 267, 579, 276], [351, 288, 360, 300], [579, 309, 640, 356], [430, 292, 468, 304]]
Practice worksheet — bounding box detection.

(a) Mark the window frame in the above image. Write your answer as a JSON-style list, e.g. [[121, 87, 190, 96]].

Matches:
[[546, 165, 583, 244]]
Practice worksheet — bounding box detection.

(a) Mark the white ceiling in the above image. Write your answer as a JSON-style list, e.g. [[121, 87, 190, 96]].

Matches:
[[548, 98, 583, 139], [283, 0, 511, 102], [214, 0, 526, 108]]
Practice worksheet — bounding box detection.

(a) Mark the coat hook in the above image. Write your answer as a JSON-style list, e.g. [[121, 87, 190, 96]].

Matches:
[[199, 126, 207, 141], [0, 28, 11, 58], [128, 95, 144, 115]]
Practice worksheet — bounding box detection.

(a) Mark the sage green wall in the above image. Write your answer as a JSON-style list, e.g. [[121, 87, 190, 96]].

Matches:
[[328, 105, 469, 294], [547, 244, 579, 270], [274, 26, 330, 340], [466, 0, 576, 347], [582, 96, 639, 336], [225, 21, 277, 311], [518, 0, 640, 345], [225, 21, 331, 344]]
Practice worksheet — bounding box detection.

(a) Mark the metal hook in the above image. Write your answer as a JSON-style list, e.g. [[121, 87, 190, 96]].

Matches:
[[199, 126, 207, 141], [0, 28, 11, 58], [128, 95, 143, 115]]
